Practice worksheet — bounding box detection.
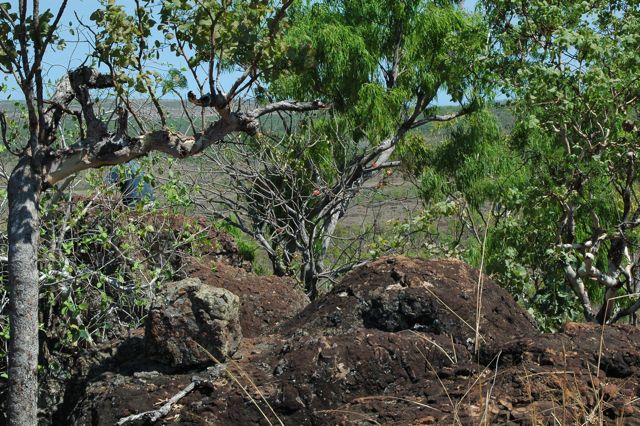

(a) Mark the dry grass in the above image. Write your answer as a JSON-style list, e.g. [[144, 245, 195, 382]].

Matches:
[[474, 224, 489, 355], [316, 409, 383, 425], [192, 340, 284, 426]]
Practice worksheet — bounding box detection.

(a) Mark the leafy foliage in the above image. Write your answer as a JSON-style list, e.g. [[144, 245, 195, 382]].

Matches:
[[395, 110, 578, 328], [396, 0, 640, 329], [0, 160, 224, 379], [484, 0, 640, 324], [268, 0, 488, 140]]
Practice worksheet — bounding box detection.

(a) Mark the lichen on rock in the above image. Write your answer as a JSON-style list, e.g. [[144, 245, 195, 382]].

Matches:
[[144, 278, 242, 368]]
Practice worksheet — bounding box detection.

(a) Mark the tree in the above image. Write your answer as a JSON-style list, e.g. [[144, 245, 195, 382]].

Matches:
[[197, 118, 394, 297], [196, 0, 489, 296], [397, 108, 525, 252], [0, 1, 326, 423], [0, 0, 490, 421], [477, 0, 640, 325]]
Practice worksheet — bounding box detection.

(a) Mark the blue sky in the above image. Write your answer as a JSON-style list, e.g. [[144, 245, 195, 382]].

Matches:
[[1, 0, 480, 103]]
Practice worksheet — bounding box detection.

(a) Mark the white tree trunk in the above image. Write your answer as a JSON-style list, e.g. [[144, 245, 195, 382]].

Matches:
[[7, 158, 42, 425]]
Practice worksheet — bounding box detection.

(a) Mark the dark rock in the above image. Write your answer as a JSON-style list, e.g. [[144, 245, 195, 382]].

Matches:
[[144, 278, 242, 368], [282, 256, 537, 346], [69, 372, 194, 426], [52, 257, 640, 425]]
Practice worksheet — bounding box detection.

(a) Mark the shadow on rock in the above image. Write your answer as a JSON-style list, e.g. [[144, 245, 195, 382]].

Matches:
[[53, 257, 640, 425]]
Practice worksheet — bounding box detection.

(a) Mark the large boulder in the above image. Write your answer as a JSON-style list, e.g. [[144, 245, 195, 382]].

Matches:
[[144, 278, 242, 368], [282, 256, 537, 347]]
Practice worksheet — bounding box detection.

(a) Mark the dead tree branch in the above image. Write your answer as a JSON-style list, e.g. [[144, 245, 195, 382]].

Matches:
[[116, 378, 203, 425]]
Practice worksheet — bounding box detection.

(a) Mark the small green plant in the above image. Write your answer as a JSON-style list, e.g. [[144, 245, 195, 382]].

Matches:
[[369, 200, 462, 260], [237, 240, 257, 262], [214, 220, 259, 263], [0, 158, 229, 380]]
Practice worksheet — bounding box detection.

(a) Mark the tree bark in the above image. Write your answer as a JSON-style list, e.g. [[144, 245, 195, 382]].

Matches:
[[269, 250, 288, 277], [7, 157, 42, 426], [301, 251, 319, 300]]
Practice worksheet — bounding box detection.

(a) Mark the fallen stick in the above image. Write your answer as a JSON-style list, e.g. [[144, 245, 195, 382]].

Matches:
[[116, 378, 201, 425]]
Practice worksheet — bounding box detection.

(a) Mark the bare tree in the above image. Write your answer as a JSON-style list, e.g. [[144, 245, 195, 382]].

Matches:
[[195, 108, 469, 296], [195, 121, 404, 297]]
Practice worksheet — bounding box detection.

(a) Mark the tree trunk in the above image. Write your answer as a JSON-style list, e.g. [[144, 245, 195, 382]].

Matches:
[[596, 287, 619, 324], [301, 254, 319, 300], [7, 158, 42, 426], [270, 254, 288, 277]]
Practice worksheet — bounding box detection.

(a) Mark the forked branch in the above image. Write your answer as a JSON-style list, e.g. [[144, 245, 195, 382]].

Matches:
[[42, 67, 327, 184]]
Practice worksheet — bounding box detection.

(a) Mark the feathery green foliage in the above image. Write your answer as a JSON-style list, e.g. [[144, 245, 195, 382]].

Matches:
[[268, 0, 487, 140]]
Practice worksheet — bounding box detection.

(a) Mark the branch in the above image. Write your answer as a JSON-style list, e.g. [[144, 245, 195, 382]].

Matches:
[[306, 103, 468, 225], [224, 0, 294, 102], [116, 378, 203, 425], [364, 160, 401, 173], [408, 109, 469, 129], [41, 63, 327, 184], [27, 0, 68, 84], [609, 297, 640, 324], [68, 67, 114, 138], [557, 232, 608, 250], [43, 77, 79, 139], [250, 100, 328, 118], [307, 130, 407, 222], [578, 253, 619, 288], [44, 109, 255, 184], [46, 130, 195, 184], [0, 111, 20, 156], [320, 259, 370, 279], [564, 264, 595, 320]]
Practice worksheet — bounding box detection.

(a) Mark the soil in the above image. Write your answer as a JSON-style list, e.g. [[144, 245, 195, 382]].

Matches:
[[42, 256, 640, 425]]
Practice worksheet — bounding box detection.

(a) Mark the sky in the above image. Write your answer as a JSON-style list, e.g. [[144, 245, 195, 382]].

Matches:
[[1, 0, 481, 104]]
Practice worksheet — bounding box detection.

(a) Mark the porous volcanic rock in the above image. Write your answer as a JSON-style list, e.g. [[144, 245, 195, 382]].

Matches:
[[145, 278, 242, 367], [57, 257, 640, 425], [282, 256, 537, 346]]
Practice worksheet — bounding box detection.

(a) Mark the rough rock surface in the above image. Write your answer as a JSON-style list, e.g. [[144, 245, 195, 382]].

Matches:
[[186, 258, 310, 337], [281, 257, 537, 343], [145, 278, 242, 367], [16, 256, 640, 425]]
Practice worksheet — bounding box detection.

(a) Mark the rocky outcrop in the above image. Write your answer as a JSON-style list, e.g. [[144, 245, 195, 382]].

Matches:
[[41, 257, 640, 425], [281, 257, 537, 344], [145, 278, 242, 367]]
